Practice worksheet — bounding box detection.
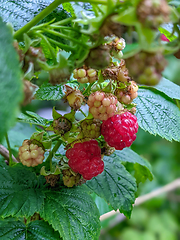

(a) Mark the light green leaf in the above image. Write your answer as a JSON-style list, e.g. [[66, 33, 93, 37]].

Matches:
[[62, 3, 75, 17], [153, 77, 180, 100], [86, 155, 137, 218], [40, 186, 101, 240], [0, 18, 23, 143], [114, 148, 153, 183], [35, 82, 64, 101], [134, 88, 180, 141], [18, 111, 50, 127], [0, 164, 45, 218], [0, 218, 61, 240]]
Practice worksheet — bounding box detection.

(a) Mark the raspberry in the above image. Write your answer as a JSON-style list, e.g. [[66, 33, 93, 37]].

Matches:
[[126, 51, 167, 85], [102, 60, 131, 83], [80, 119, 101, 139], [87, 91, 118, 121], [100, 15, 122, 37], [101, 112, 138, 150], [66, 140, 104, 180], [73, 67, 98, 84], [161, 34, 170, 42], [49, 67, 71, 85], [115, 81, 138, 105], [52, 117, 72, 135], [22, 80, 38, 106], [85, 45, 111, 70], [65, 85, 84, 110], [19, 140, 45, 167], [137, 0, 170, 29], [62, 169, 81, 187]]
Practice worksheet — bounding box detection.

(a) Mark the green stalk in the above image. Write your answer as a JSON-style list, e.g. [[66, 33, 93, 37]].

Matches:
[[43, 29, 88, 48], [5, 134, 13, 166], [46, 140, 62, 171], [46, 37, 75, 52], [83, 82, 94, 95], [35, 32, 57, 64], [13, 0, 107, 41]]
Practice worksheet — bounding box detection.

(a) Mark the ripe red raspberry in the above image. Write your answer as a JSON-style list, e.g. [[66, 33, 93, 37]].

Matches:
[[73, 68, 98, 83], [87, 91, 117, 121], [19, 140, 45, 167], [101, 112, 138, 150], [66, 140, 104, 180]]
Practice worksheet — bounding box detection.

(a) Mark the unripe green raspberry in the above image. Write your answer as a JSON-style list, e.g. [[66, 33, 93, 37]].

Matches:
[[19, 140, 45, 167], [65, 86, 84, 110], [62, 169, 81, 187], [52, 117, 72, 135], [81, 119, 101, 139]]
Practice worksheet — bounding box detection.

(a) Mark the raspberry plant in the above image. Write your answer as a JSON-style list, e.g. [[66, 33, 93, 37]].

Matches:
[[0, 0, 180, 239]]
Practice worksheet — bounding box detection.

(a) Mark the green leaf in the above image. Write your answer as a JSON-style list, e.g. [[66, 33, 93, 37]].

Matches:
[[39, 186, 101, 240], [35, 82, 64, 101], [18, 111, 50, 127], [0, 1, 70, 31], [63, 3, 75, 17], [0, 164, 45, 218], [0, 218, 61, 240], [134, 88, 180, 141], [159, 24, 177, 41], [86, 155, 137, 218], [114, 148, 153, 183], [153, 78, 180, 100], [0, 18, 23, 143]]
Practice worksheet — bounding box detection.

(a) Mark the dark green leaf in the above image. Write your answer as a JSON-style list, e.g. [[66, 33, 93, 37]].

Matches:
[[40, 186, 100, 240], [86, 155, 137, 218], [0, 218, 61, 240], [0, 164, 45, 218], [134, 89, 180, 141], [0, 1, 70, 31], [35, 82, 64, 101], [0, 18, 23, 143], [18, 111, 50, 127], [114, 148, 153, 182]]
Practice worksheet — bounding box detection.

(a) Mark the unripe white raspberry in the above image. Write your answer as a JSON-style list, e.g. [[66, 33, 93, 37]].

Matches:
[[19, 140, 45, 167], [73, 67, 98, 84]]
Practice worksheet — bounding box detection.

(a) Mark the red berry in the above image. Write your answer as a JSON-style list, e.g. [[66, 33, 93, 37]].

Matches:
[[66, 140, 104, 180], [101, 112, 138, 150]]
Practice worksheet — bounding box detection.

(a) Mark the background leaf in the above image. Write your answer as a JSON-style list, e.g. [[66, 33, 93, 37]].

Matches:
[[0, 218, 61, 240], [114, 148, 153, 183], [0, 18, 22, 143], [134, 88, 180, 142], [35, 82, 64, 101], [40, 186, 101, 240], [0, 0, 70, 31], [140, 78, 180, 100], [86, 155, 137, 218], [18, 111, 50, 127], [0, 164, 45, 218]]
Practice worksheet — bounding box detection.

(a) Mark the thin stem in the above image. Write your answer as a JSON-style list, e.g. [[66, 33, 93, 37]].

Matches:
[[14, 0, 107, 41], [5, 134, 13, 166], [46, 37, 75, 52], [46, 140, 62, 171], [43, 29, 88, 48], [35, 32, 57, 64], [49, 25, 81, 34], [83, 82, 94, 96], [79, 108, 87, 117]]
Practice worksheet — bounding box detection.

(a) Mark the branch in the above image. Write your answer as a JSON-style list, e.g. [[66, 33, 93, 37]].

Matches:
[[0, 144, 19, 163], [100, 178, 180, 222]]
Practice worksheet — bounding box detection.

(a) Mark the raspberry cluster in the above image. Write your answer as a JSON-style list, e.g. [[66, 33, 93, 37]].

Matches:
[[126, 51, 167, 85], [19, 140, 45, 167], [66, 140, 104, 180], [101, 112, 138, 150], [87, 91, 117, 121], [137, 0, 170, 28], [115, 81, 138, 105], [81, 119, 101, 139], [73, 68, 98, 84], [102, 60, 131, 83]]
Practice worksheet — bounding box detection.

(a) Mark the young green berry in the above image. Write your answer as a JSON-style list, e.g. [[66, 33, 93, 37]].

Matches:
[[80, 119, 101, 139]]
